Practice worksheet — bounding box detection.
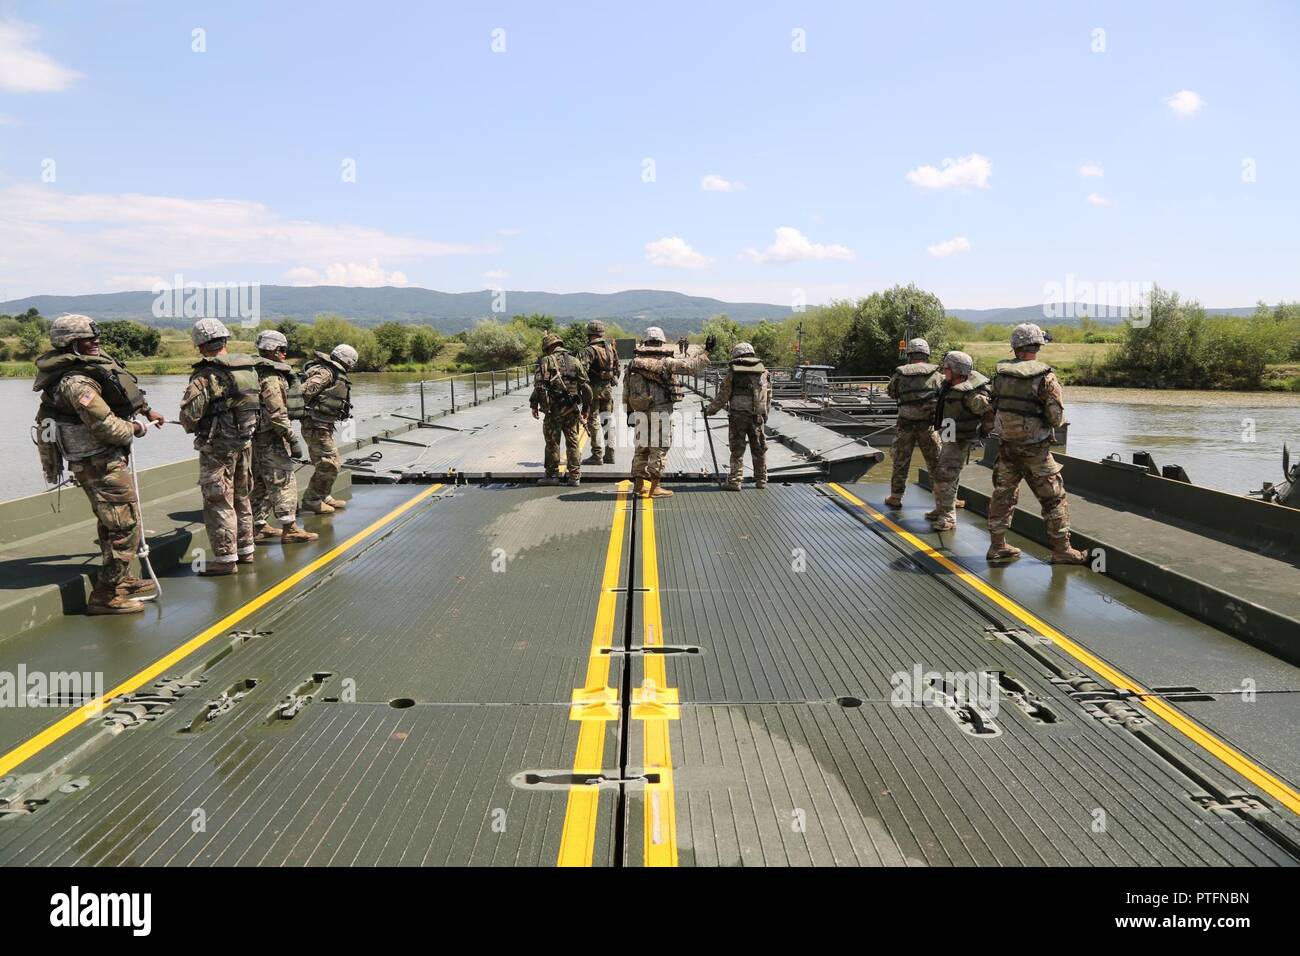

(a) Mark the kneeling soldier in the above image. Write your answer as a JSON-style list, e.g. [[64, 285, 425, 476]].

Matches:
[[299, 344, 356, 513], [703, 341, 772, 490], [927, 350, 990, 531], [251, 330, 317, 544], [530, 332, 593, 486]]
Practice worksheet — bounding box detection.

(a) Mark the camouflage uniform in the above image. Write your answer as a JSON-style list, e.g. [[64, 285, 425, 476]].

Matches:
[[578, 335, 620, 461], [252, 363, 300, 528], [530, 343, 593, 480], [886, 360, 944, 498], [299, 355, 350, 508], [703, 351, 771, 489], [929, 369, 992, 524], [623, 343, 709, 488], [986, 360, 1071, 540], [179, 358, 261, 565]]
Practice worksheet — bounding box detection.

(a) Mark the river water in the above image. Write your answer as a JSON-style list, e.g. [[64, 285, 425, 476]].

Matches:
[[0, 375, 1295, 501]]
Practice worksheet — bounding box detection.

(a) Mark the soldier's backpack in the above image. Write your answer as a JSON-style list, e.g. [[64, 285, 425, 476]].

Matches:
[[587, 340, 620, 385], [542, 351, 583, 410], [624, 356, 677, 412]]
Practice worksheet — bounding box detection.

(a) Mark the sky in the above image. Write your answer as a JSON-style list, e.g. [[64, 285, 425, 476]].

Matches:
[[1, 0, 1298, 310]]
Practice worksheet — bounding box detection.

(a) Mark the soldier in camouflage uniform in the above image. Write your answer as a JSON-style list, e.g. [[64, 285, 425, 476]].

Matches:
[[530, 332, 593, 486], [623, 327, 715, 498], [32, 314, 166, 613], [985, 323, 1088, 565], [251, 330, 318, 545], [926, 351, 991, 531], [703, 342, 771, 490], [884, 338, 943, 508], [178, 319, 263, 576], [299, 344, 356, 514], [578, 321, 620, 466]]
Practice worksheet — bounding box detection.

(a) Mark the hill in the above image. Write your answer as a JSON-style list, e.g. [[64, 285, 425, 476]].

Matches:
[[945, 304, 1257, 325]]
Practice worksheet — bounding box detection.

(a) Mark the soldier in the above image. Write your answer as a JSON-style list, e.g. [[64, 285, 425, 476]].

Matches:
[[578, 320, 620, 466], [703, 341, 771, 491], [32, 314, 166, 614], [926, 350, 991, 531], [178, 319, 262, 576], [530, 332, 593, 486], [678, 335, 689, 356], [251, 330, 318, 545], [884, 338, 943, 508], [299, 344, 356, 514], [623, 326, 715, 498], [985, 323, 1088, 564]]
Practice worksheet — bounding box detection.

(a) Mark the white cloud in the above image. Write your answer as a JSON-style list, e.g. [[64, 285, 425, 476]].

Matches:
[[483, 268, 507, 280], [904, 153, 992, 190], [645, 236, 712, 269], [0, 20, 82, 93], [1165, 89, 1204, 117], [701, 174, 745, 192], [927, 236, 971, 258], [743, 226, 853, 264], [1078, 163, 1105, 178], [0, 184, 493, 296], [1087, 193, 1113, 207], [285, 260, 410, 287]]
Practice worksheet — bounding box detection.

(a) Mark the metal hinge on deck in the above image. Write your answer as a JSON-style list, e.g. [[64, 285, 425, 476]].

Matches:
[[1193, 794, 1270, 814], [102, 677, 205, 729]]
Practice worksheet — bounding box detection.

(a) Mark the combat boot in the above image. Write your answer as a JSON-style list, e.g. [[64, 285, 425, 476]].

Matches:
[[324, 496, 347, 511], [632, 478, 646, 497], [538, 476, 561, 486], [255, 524, 284, 541], [985, 533, 1021, 562], [301, 499, 335, 514], [115, 576, 156, 597], [884, 494, 903, 508], [923, 506, 943, 520], [931, 515, 956, 531], [237, 553, 256, 565], [87, 587, 144, 615], [723, 482, 742, 492], [648, 482, 673, 498], [281, 527, 319, 544], [754, 481, 767, 489], [603, 448, 615, 464], [583, 453, 603, 466], [1050, 536, 1089, 565], [566, 475, 581, 487], [198, 562, 238, 577]]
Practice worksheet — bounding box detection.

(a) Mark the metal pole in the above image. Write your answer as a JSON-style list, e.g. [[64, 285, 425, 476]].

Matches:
[[491, 370, 496, 399], [450, 375, 456, 414], [420, 380, 426, 420], [473, 372, 478, 405], [127, 448, 161, 601]]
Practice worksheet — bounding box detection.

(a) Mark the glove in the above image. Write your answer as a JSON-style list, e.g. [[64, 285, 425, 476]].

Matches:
[[704, 334, 717, 354], [289, 433, 306, 459]]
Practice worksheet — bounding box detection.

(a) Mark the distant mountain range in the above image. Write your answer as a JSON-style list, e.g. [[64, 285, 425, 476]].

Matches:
[[0, 286, 1258, 336]]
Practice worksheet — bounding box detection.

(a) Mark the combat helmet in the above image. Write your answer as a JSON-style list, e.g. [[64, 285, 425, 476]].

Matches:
[[730, 342, 756, 359], [586, 321, 605, 337], [942, 350, 974, 376], [541, 332, 563, 352], [331, 344, 359, 369], [642, 326, 667, 345], [49, 313, 99, 348], [906, 337, 931, 357], [1011, 323, 1047, 350], [191, 318, 231, 347], [256, 329, 289, 352]]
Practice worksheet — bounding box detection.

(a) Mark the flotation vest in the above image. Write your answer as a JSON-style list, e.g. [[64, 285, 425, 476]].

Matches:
[[626, 347, 683, 411], [892, 362, 942, 423], [936, 370, 990, 440], [33, 351, 149, 425], [725, 357, 770, 415], [191, 353, 262, 450], [584, 339, 620, 385], [992, 359, 1054, 444], [302, 353, 353, 421], [256, 359, 305, 427], [537, 348, 584, 411]]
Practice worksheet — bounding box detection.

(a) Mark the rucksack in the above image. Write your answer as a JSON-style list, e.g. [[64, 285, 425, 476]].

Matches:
[[587, 340, 620, 384]]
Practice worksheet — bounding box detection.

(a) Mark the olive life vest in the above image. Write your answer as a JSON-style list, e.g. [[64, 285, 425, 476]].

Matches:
[[893, 362, 942, 423], [725, 357, 770, 415], [625, 348, 683, 412], [992, 360, 1054, 444], [256, 359, 305, 430], [33, 350, 149, 425], [537, 348, 584, 412], [935, 370, 990, 441], [584, 338, 621, 385], [302, 353, 353, 421], [191, 353, 262, 451]]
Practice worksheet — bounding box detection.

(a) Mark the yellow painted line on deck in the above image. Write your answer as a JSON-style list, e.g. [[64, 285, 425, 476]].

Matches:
[[0, 484, 446, 780], [827, 482, 1300, 817], [635, 496, 680, 867], [557, 480, 631, 867]]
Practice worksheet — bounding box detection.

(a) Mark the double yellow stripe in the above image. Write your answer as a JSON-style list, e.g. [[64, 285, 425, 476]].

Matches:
[[0, 483, 445, 779], [827, 482, 1300, 817], [557, 480, 630, 867]]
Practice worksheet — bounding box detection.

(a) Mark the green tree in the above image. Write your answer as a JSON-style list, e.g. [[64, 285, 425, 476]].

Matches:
[[461, 319, 530, 369], [560, 321, 589, 355], [700, 314, 743, 358], [97, 320, 162, 358], [838, 284, 947, 374], [518, 313, 556, 333], [17, 324, 47, 359], [373, 322, 411, 365], [408, 326, 445, 363], [748, 320, 786, 364]]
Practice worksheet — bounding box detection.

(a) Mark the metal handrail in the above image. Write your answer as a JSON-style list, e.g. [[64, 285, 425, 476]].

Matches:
[[413, 365, 530, 419]]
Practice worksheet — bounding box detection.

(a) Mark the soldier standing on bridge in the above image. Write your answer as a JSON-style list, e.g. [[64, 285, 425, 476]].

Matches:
[[578, 321, 619, 466], [623, 327, 715, 498], [703, 341, 771, 491], [179, 319, 262, 576], [927, 350, 990, 531], [678, 335, 689, 356], [299, 344, 357, 514], [32, 314, 166, 614], [884, 338, 943, 509], [251, 330, 317, 545], [985, 323, 1088, 565], [530, 331, 593, 487]]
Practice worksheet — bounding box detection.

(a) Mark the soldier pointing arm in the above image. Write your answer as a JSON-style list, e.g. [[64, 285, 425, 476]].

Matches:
[[704, 342, 771, 490]]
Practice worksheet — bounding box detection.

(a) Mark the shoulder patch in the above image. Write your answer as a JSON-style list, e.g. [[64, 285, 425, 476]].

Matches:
[[79, 391, 95, 407]]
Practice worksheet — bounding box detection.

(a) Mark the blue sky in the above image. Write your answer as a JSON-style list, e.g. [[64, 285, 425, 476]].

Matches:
[[1, 0, 1297, 308]]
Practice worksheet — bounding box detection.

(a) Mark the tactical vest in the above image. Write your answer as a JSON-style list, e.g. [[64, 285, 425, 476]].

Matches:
[[538, 349, 584, 411], [302, 353, 353, 421], [626, 348, 683, 411], [192, 353, 262, 452], [893, 363, 942, 423], [256, 359, 306, 431], [936, 370, 990, 441], [992, 360, 1053, 444], [726, 358, 770, 415], [584, 339, 620, 385], [33, 351, 149, 426]]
